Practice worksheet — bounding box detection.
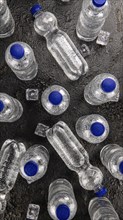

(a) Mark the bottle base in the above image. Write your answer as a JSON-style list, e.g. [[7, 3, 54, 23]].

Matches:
[[76, 29, 97, 42], [0, 26, 15, 38]]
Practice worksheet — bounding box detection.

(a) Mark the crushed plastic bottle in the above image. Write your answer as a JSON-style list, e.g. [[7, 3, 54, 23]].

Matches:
[[76, 114, 109, 144], [5, 42, 38, 81], [0, 194, 7, 214], [84, 73, 120, 105], [76, 0, 111, 41], [0, 93, 23, 122], [0, 0, 15, 38], [88, 197, 120, 220], [41, 85, 70, 115], [35, 121, 106, 195], [48, 179, 77, 220], [100, 144, 123, 180], [26, 204, 40, 220], [30, 4, 89, 81], [19, 145, 49, 184], [0, 139, 26, 194]]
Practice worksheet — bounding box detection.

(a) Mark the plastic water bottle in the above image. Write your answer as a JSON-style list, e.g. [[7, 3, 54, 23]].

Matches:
[[76, 0, 110, 41], [26, 204, 40, 220], [0, 0, 15, 38], [88, 197, 120, 220], [41, 85, 70, 115], [100, 144, 123, 180], [0, 93, 23, 122], [30, 4, 89, 81], [0, 139, 26, 194], [84, 73, 120, 105], [35, 122, 106, 196], [76, 114, 109, 144], [0, 194, 7, 214], [5, 42, 38, 81], [19, 145, 49, 184], [48, 179, 77, 220]]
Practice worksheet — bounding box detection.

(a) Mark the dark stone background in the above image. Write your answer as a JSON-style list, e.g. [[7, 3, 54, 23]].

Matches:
[[0, 0, 123, 219]]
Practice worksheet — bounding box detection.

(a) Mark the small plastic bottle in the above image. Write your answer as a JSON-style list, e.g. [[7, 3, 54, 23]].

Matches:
[[48, 179, 77, 220], [76, 0, 111, 41], [26, 204, 40, 220], [0, 93, 23, 122], [100, 144, 123, 180], [0, 0, 15, 38], [19, 145, 49, 184], [75, 114, 109, 144], [84, 73, 120, 105], [41, 85, 70, 115], [88, 197, 120, 220], [0, 139, 26, 194], [0, 194, 7, 214], [30, 4, 88, 81], [5, 42, 38, 81]]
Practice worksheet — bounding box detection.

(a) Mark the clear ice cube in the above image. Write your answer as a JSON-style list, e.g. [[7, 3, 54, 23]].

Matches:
[[26, 204, 40, 220], [26, 89, 39, 101], [35, 123, 49, 137], [96, 30, 110, 46], [80, 44, 91, 57]]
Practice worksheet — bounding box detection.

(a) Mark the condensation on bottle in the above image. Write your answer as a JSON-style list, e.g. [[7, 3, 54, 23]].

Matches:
[[5, 42, 38, 81], [30, 4, 89, 81], [76, 114, 109, 144], [48, 179, 77, 220], [19, 145, 49, 184], [0, 93, 23, 122], [26, 204, 40, 220], [84, 73, 120, 105]]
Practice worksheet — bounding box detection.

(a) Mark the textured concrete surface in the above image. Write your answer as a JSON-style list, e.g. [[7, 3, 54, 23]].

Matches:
[[0, 0, 123, 219]]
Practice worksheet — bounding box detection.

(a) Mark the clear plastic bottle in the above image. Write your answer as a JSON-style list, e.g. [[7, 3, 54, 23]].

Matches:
[[26, 204, 40, 220], [100, 144, 123, 180], [35, 121, 106, 196], [41, 85, 70, 115], [76, 114, 109, 144], [0, 194, 7, 214], [0, 0, 15, 38], [76, 0, 110, 41], [19, 145, 49, 184], [30, 4, 89, 81], [0, 139, 26, 194], [84, 73, 120, 105], [48, 179, 77, 220], [0, 93, 23, 122], [88, 197, 120, 220], [5, 42, 38, 81]]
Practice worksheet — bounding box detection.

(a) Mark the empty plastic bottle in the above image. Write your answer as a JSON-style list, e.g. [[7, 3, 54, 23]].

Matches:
[[76, 114, 109, 144], [19, 145, 49, 184], [0, 139, 26, 194], [41, 85, 70, 115], [0, 93, 23, 122], [0, 0, 15, 38], [5, 42, 38, 81], [84, 73, 120, 105], [26, 204, 40, 220], [30, 4, 89, 81], [48, 179, 77, 220], [76, 0, 111, 41], [100, 144, 123, 180], [88, 197, 120, 220], [35, 121, 106, 196], [0, 194, 7, 214]]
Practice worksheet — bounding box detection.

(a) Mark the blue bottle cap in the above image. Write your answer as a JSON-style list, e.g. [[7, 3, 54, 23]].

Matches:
[[56, 204, 70, 220], [101, 78, 116, 93], [10, 44, 25, 60], [92, 0, 106, 7], [119, 161, 123, 174], [48, 91, 63, 105], [90, 122, 105, 137], [30, 4, 42, 16], [0, 100, 4, 112], [24, 160, 38, 176], [95, 187, 107, 197]]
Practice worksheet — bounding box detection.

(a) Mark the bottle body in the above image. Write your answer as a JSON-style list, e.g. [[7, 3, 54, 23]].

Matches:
[[48, 179, 77, 220], [19, 145, 49, 184], [76, 0, 110, 41], [84, 73, 120, 105], [0, 93, 23, 122], [5, 42, 38, 81], [100, 144, 123, 180], [26, 204, 40, 220], [75, 114, 109, 144], [33, 11, 88, 80], [0, 0, 15, 38], [88, 197, 120, 220]]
